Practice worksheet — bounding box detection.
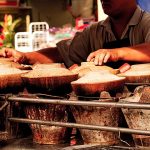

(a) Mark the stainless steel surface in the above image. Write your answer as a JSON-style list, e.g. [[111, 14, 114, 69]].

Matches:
[[0, 137, 137, 150], [0, 137, 68, 150]]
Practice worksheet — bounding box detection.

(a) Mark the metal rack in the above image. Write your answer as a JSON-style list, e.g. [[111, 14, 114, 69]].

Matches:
[[1, 94, 150, 149], [7, 96, 150, 136]]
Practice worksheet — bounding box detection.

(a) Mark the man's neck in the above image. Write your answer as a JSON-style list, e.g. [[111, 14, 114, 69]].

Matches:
[[110, 6, 137, 39]]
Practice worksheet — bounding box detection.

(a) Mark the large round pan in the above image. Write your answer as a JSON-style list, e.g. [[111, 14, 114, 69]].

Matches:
[[0, 69, 27, 93], [71, 71, 126, 96], [21, 68, 78, 95], [118, 70, 150, 83]]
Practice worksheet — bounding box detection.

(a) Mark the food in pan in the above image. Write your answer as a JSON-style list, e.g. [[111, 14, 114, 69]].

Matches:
[[21, 68, 78, 94], [0, 67, 27, 93], [71, 71, 126, 96], [70, 62, 119, 77], [119, 63, 150, 83]]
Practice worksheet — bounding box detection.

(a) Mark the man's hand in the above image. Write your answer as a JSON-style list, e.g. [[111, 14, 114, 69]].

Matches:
[[0, 48, 26, 63], [87, 49, 120, 65]]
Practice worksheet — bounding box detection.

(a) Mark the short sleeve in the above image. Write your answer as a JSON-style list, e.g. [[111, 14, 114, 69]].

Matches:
[[68, 28, 91, 64], [56, 39, 75, 68], [142, 12, 150, 42], [57, 23, 100, 68], [57, 27, 91, 67]]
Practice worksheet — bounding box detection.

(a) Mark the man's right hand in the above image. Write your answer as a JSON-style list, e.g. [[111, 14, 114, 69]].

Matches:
[[0, 48, 26, 64], [87, 49, 120, 65]]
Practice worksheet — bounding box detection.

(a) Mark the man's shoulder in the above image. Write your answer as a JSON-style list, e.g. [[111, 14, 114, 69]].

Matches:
[[143, 11, 150, 20], [87, 21, 105, 31], [140, 10, 150, 26]]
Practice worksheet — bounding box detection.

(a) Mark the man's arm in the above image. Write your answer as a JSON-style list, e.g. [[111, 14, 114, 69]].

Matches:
[[25, 47, 63, 64], [119, 43, 150, 62], [0, 47, 63, 65], [87, 43, 150, 65]]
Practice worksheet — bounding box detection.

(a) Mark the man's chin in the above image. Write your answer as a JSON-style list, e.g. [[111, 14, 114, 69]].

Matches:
[[103, 10, 111, 16]]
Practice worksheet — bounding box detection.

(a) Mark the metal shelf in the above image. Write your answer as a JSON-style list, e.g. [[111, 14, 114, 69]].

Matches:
[[0, 6, 32, 10], [0, 6, 32, 14]]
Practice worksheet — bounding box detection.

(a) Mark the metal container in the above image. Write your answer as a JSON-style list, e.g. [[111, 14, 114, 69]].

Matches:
[[70, 94, 120, 145], [121, 86, 150, 148], [0, 97, 31, 141], [122, 108, 150, 148], [24, 96, 68, 145]]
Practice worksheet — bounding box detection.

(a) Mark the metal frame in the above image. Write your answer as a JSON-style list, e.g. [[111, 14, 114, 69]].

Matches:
[[7, 96, 150, 136], [0, 94, 150, 149]]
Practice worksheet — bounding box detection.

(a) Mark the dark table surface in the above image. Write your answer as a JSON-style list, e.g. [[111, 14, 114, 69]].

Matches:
[[0, 136, 145, 150]]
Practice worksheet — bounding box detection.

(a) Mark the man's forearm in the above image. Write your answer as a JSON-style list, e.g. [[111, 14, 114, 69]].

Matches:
[[24, 47, 63, 64], [119, 43, 150, 62]]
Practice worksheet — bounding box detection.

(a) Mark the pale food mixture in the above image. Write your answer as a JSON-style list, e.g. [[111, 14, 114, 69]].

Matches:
[[23, 68, 77, 78], [121, 70, 150, 76], [72, 71, 125, 83], [0, 68, 24, 75]]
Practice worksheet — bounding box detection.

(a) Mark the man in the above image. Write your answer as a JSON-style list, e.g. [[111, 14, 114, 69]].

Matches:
[[1, 0, 150, 69]]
